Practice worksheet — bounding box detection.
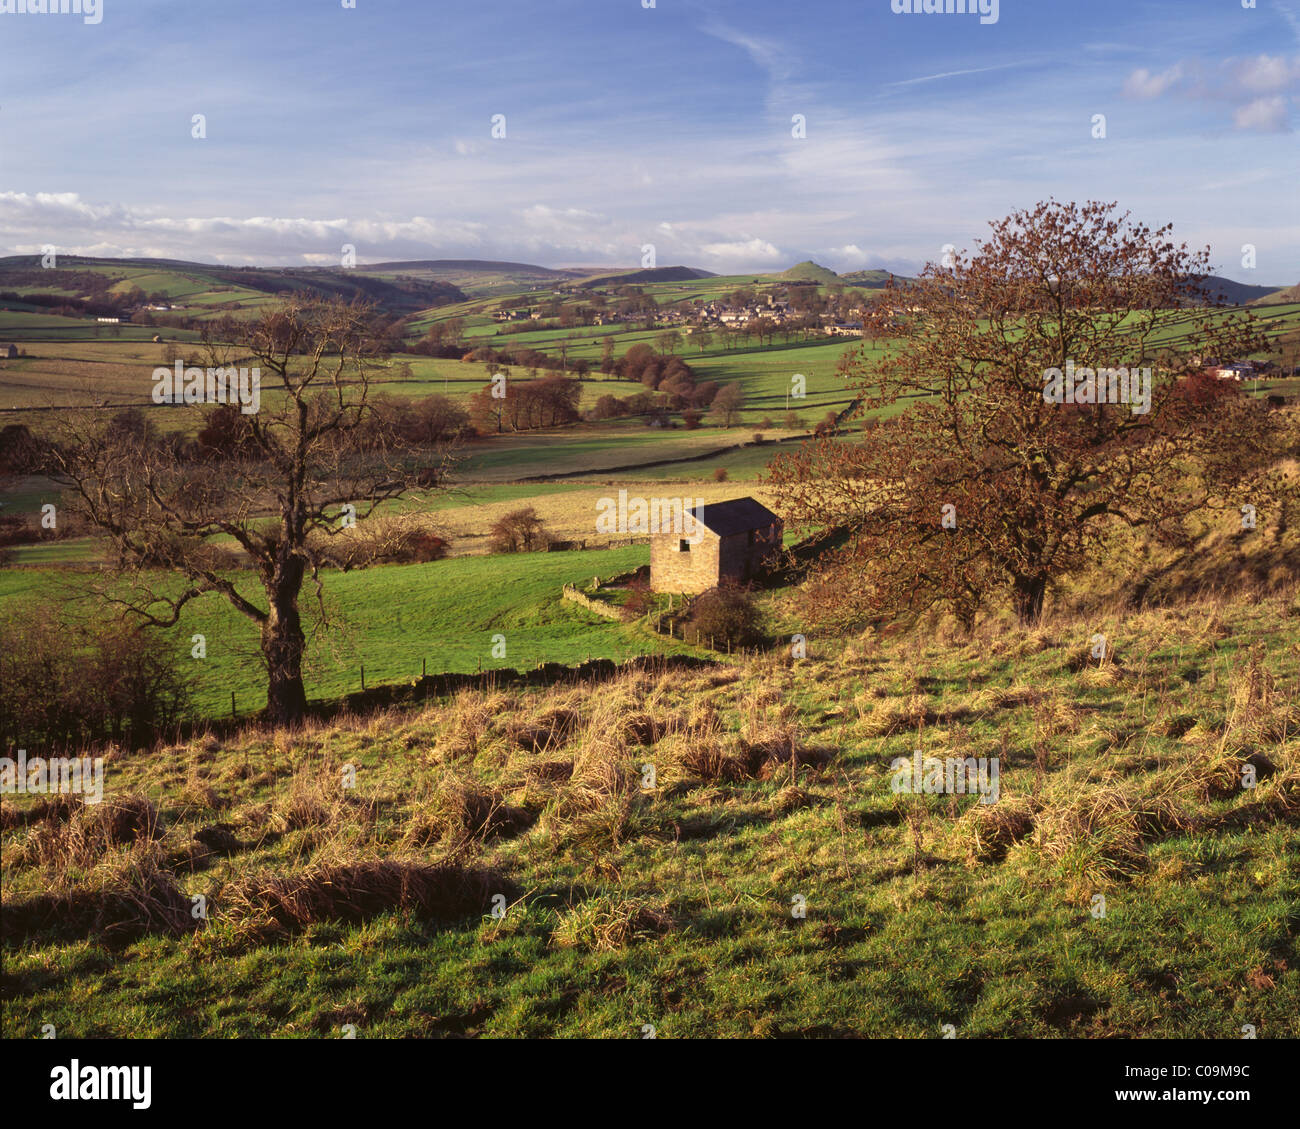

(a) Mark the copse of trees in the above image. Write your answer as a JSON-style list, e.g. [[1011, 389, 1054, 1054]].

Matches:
[[467, 373, 582, 434], [769, 199, 1291, 632]]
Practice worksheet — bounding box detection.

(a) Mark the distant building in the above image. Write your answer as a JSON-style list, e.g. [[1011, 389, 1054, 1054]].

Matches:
[[96, 316, 120, 324], [1211, 362, 1254, 381], [650, 496, 783, 594], [0, 343, 18, 359]]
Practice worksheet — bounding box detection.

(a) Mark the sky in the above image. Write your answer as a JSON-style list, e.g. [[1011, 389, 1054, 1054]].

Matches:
[[1, 0, 1298, 282]]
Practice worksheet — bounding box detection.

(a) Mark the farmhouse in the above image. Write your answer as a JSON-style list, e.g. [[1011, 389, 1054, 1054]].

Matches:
[[650, 496, 783, 594], [0, 343, 18, 359]]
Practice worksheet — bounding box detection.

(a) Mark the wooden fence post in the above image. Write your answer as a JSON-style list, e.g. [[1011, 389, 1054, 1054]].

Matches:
[[231, 691, 236, 719], [361, 665, 365, 692]]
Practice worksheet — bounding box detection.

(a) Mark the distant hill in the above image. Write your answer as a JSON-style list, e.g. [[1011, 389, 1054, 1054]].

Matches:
[[0, 255, 466, 316], [774, 260, 840, 284], [1249, 281, 1300, 307], [839, 269, 909, 289], [1195, 276, 1284, 306], [578, 265, 716, 287], [360, 258, 578, 278]]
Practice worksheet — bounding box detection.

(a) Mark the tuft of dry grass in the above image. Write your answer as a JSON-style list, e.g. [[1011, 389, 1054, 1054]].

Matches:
[[551, 895, 674, 952], [2, 852, 193, 947], [960, 794, 1037, 863], [215, 859, 513, 942], [10, 795, 163, 871], [1034, 784, 1188, 889], [406, 781, 534, 848], [507, 706, 581, 753]]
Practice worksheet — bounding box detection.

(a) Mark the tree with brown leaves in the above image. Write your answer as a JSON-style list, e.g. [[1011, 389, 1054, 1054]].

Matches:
[[769, 200, 1285, 630]]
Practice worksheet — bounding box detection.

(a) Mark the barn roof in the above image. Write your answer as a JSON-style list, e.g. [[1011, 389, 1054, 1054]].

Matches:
[[689, 496, 781, 537]]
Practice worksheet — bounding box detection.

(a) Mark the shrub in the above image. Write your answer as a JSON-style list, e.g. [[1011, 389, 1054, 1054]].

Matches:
[[0, 605, 192, 751], [311, 514, 449, 569], [488, 507, 551, 553], [689, 586, 764, 647], [713, 467, 728, 482]]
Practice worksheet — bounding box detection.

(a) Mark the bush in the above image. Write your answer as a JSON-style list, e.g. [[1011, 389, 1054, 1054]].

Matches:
[[689, 586, 764, 648], [0, 605, 192, 751], [713, 467, 728, 482], [312, 515, 449, 570], [488, 507, 551, 553]]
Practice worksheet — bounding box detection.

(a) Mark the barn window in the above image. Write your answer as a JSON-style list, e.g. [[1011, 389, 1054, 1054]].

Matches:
[[679, 539, 691, 552]]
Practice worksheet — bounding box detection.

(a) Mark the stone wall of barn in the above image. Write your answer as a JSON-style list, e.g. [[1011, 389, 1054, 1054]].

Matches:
[[651, 530, 721, 593], [650, 520, 783, 593]]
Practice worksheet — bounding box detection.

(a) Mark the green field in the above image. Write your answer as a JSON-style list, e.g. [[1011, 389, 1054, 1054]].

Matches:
[[0, 546, 665, 718]]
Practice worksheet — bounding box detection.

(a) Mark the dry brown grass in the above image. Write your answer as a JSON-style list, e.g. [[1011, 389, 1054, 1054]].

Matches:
[[1, 852, 193, 947], [405, 781, 534, 848], [11, 795, 163, 871], [550, 895, 674, 952], [215, 859, 510, 942], [960, 794, 1037, 863]]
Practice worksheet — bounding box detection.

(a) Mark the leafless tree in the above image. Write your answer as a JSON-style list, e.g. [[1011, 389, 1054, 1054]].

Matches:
[[48, 297, 449, 726]]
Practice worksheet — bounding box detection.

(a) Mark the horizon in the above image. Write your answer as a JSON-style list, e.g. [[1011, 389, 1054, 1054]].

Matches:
[[2, 0, 1298, 283]]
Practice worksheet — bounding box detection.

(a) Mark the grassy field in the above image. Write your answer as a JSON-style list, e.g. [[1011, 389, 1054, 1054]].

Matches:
[[0, 546, 667, 718], [2, 588, 1295, 1037]]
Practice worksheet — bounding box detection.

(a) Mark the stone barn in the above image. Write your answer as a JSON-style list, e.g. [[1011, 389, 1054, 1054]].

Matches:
[[0, 344, 18, 359], [650, 496, 783, 594]]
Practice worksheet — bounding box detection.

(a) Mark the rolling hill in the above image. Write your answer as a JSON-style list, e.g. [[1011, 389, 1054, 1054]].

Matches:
[[0, 256, 466, 317], [1251, 282, 1300, 307]]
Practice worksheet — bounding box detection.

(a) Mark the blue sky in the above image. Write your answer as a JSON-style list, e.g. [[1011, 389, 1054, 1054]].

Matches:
[[1, 0, 1297, 281]]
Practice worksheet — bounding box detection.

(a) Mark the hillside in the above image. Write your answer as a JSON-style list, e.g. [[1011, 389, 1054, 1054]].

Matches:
[[0, 256, 466, 318], [1251, 282, 1300, 307], [578, 265, 716, 287], [2, 587, 1296, 1036], [839, 268, 907, 288], [774, 260, 841, 284], [1197, 276, 1284, 306]]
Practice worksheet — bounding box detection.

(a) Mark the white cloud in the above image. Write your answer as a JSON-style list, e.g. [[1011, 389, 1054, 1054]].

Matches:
[[1233, 95, 1290, 132], [0, 192, 490, 265], [699, 238, 784, 267], [1234, 54, 1300, 92], [1122, 65, 1185, 98]]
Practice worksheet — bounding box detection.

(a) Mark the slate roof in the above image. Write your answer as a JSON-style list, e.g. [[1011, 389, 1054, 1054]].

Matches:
[[688, 497, 782, 538]]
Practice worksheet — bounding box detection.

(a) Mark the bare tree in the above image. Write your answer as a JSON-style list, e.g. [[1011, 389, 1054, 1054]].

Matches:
[[48, 297, 443, 726]]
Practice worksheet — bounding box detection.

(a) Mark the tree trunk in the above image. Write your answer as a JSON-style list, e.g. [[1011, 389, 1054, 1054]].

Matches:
[[1012, 574, 1048, 626], [262, 576, 307, 728]]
